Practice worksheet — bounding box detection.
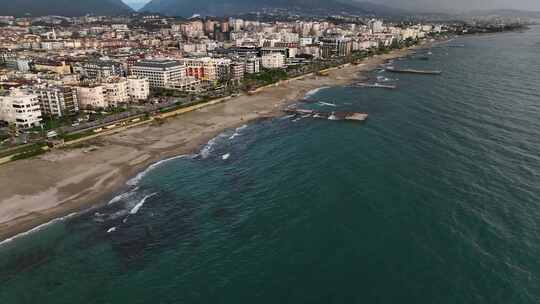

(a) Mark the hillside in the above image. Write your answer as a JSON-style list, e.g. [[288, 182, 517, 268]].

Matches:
[[1, 0, 133, 17], [141, 0, 403, 17]]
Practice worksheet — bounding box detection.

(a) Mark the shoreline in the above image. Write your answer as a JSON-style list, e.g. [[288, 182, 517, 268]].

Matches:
[[0, 45, 423, 243]]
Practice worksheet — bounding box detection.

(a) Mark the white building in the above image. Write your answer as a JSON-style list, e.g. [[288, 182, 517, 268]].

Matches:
[[0, 89, 42, 129], [261, 53, 285, 69], [103, 78, 129, 106], [76, 85, 107, 109], [131, 60, 186, 88], [127, 76, 150, 101], [368, 19, 384, 34], [299, 37, 314, 46]]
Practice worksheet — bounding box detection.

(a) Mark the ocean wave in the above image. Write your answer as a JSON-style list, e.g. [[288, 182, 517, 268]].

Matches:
[[129, 193, 157, 215], [281, 114, 296, 120], [106, 209, 130, 221], [200, 133, 230, 159], [127, 155, 191, 186], [106, 227, 117, 233], [229, 124, 248, 140], [318, 101, 337, 107], [222, 153, 231, 160], [107, 187, 139, 205], [304, 86, 330, 99], [0, 212, 78, 247]]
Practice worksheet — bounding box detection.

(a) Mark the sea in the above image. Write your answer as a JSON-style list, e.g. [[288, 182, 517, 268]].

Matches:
[[1, 27, 540, 304]]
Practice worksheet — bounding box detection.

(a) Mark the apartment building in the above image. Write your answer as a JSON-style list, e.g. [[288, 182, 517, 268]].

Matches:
[[127, 76, 150, 101], [34, 85, 79, 118], [320, 37, 353, 58], [244, 56, 261, 74], [102, 78, 129, 106], [130, 60, 186, 88], [83, 60, 124, 80], [261, 53, 285, 69], [75, 85, 107, 109], [181, 57, 231, 82], [0, 89, 42, 129], [230, 62, 245, 81]]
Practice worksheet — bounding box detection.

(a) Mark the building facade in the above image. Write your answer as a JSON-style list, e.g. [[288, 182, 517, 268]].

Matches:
[[34, 86, 79, 118], [0, 89, 42, 129], [245, 56, 261, 74], [131, 60, 186, 88], [75, 85, 107, 109], [320, 37, 353, 58], [83, 60, 123, 80], [103, 78, 129, 106], [127, 76, 150, 101], [261, 53, 285, 69]]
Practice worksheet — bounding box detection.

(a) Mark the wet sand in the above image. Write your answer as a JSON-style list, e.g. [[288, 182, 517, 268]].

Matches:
[[0, 48, 414, 242]]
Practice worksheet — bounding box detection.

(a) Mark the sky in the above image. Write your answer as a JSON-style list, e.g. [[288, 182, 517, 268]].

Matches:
[[122, 0, 540, 12], [374, 0, 540, 12], [124, 0, 151, 10]]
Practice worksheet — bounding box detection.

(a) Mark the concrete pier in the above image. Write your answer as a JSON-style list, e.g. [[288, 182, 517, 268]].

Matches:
[[284, 108, 368, 122], [386, 67, 442, 75]]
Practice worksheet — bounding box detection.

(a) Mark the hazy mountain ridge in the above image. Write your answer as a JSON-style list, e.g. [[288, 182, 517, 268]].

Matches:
[[141, 0, 405, 17], [1, 0, 133, 17]]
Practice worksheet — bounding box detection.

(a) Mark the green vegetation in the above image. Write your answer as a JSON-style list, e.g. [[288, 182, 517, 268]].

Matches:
[[242, 69, 288, 90], [62, 130, 95, 142], [0, 142, 48, 160], [37, 116, 75, 131], [151, 88, 189, 98], [11, 147, 48, 160]]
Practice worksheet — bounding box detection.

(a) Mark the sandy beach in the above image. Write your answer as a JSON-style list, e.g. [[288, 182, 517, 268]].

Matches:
[[0, 47, 414, 242]]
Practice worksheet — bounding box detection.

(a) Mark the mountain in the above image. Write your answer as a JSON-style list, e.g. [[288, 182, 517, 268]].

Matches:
[[1, 0, 133, 17], [141, 0, 404, 17]]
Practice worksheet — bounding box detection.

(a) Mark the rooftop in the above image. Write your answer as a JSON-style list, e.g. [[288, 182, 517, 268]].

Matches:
[[132, 60, 182, 69]]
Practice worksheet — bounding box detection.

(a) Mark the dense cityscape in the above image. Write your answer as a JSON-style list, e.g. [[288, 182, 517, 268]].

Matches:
[[1, 0, 540, 302], [0, 13, 526, 161]]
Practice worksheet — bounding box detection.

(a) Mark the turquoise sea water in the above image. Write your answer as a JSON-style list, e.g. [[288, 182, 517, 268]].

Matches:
[[2, 27, 540, 303]]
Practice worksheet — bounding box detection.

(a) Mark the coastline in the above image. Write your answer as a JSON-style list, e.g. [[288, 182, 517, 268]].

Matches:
[[0, 46, 419, 243]]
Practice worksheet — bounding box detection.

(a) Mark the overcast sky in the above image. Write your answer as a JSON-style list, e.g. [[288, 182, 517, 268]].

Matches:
[[123, 0, 540, 12], [374, 0, 540, 12]]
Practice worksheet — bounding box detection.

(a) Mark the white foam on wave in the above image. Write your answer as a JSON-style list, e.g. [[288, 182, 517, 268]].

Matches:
[[281, 114, 296, 120], [106, 227, 117, 233], [107, 187, 139, 205], [127, 155, 192, 186], [0, 212, 78, 247], [129, 193, 157, 215], [236, 124, 248, 131], [107, 209, 129, 221], [200, 133, 231, 159], [318, 101, 337, 107], [222, 153, 231, 160], [229, 124, 248, 140], [304, 86, 330, 99]]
